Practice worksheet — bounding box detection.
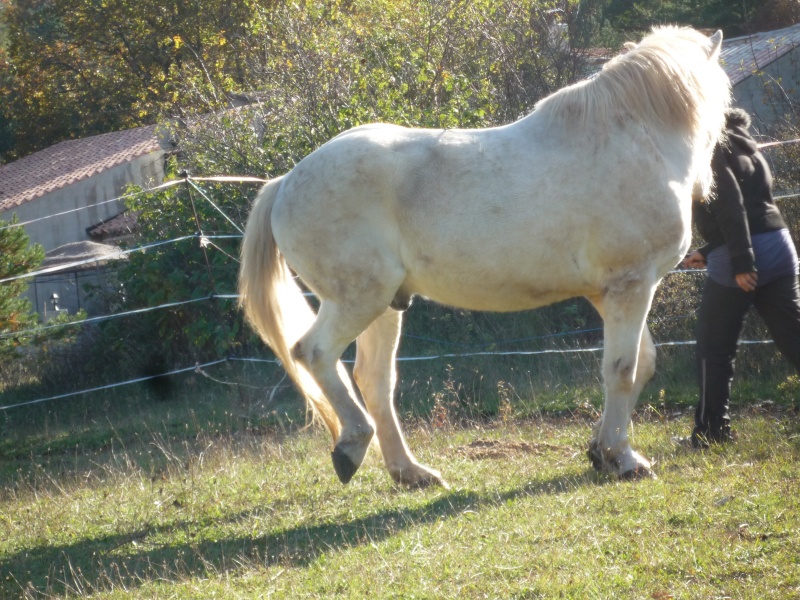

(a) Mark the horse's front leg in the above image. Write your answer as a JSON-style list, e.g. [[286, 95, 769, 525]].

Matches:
[[355, 308, 448, 488], [587, 288, 658, 479]]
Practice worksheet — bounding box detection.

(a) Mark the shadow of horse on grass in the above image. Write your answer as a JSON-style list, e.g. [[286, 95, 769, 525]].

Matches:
[[1, 471, 599, 596]]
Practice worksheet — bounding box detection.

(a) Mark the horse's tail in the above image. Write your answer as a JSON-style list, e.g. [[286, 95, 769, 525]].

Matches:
[[238, 176, 341, 439]]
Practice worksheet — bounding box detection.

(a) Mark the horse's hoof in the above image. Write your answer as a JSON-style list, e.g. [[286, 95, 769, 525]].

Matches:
[[331, 446, 359, 484], [391, 464, 449, 490], [587, 443, 604, 472], [587, 441, 655, 481], [331, 425, 374, 484], [619, 465, 657, 481]]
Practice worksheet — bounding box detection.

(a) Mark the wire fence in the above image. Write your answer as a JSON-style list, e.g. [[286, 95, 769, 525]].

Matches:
[[2, 138, 800, 412]]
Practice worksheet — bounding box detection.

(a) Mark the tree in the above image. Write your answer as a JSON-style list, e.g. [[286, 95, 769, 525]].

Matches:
[[108, 177, 253, 369], [0, 0, 262, 163], [0, 214, 44, 357], [1, 0, 594, 164], [585, 0, 772, 39]]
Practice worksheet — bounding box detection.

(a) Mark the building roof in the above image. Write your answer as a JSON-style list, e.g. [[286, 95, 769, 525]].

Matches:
[[86, 211, 139, 240], [721, 23, 800, 86], [0, 125, 160, 212]]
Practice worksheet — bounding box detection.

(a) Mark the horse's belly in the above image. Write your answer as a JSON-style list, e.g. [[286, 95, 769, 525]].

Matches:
[[404, 270, 591, 312]]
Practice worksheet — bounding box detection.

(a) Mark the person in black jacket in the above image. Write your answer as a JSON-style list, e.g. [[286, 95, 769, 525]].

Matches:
[[682, 108, 800, 447]]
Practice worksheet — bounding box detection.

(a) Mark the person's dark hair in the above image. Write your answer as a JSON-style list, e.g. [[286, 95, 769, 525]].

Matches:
[[725, 107, 751, 130]]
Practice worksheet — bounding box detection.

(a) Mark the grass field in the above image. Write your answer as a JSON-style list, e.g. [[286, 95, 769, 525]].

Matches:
[[2, 373, 799, 599]]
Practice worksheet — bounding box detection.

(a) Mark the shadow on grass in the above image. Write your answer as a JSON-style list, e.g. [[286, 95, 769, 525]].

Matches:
[[0, 470, 600, 597]]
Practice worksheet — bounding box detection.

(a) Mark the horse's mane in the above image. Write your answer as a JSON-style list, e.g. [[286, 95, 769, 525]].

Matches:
[[534, 26, 730, 139]]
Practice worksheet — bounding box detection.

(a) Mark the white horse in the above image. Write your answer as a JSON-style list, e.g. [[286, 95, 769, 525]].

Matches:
[[239, 26, 730, 486]]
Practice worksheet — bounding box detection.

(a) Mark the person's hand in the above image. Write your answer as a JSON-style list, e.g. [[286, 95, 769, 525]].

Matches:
[[735, 272, 757, 292], [683, 250, 706, 269]]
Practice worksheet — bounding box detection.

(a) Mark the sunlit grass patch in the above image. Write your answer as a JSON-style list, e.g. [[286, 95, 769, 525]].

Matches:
[[2, 409, 799, 599]]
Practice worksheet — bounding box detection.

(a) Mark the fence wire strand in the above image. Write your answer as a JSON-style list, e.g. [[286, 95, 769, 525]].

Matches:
[[0, 359, 228, 411]]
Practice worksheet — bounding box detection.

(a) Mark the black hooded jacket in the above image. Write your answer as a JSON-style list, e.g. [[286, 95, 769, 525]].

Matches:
[[693, 108, 787, 275]]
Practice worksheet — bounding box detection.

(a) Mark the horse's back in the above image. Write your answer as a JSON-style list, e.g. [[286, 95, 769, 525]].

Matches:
[[271, 117, 691, 311]]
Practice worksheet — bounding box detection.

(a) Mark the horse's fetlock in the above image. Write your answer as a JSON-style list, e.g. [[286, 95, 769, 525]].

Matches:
[[291, 341, 323, 369]]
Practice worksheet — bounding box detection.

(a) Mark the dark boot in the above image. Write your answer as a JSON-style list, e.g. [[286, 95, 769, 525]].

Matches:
[[690, 422, 733, 448], [693, 357, 734, 448]]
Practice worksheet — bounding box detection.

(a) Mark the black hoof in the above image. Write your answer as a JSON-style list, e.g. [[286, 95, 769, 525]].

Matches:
[[331, 446, 359, 484], [619, 466, 656, 481], [587, 444, 603, 472]]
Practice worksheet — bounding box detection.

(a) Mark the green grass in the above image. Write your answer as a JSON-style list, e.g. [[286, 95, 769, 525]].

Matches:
[[2, 397, 799, 599], [1, 345, 798, 598]]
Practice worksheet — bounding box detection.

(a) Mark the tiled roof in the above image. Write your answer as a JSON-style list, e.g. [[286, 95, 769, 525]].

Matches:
[[86, 211, 139, 239], [0, 125, 160, 212], [721, 23, 800, 86]]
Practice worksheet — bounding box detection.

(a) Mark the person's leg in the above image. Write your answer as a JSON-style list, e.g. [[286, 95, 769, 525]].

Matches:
[[694, 278, 751, 445], [753, 275, 800, 374]]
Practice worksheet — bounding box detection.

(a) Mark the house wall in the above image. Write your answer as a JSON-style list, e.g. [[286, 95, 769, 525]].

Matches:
[[5, 149, 164, 252], [29, 267, 118, 320], [733, 47, 800, 133], [7, 149, 164, 319]]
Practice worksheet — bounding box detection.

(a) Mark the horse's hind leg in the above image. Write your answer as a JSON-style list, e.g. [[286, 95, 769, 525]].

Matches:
[[354, 308, 447, 488], [588, 286, 658, 479], [292, 301, 384, 484]]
